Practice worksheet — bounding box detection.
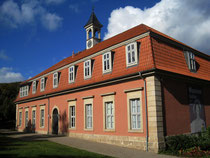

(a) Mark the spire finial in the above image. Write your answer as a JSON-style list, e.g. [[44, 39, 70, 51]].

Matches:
[[92, 5, 94, 12]]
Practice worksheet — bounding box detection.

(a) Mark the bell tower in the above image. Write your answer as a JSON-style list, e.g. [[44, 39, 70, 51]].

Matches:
[[84, 9, 103, 49]]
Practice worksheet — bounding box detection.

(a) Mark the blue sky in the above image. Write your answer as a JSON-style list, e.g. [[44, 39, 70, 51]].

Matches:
[[0, 0, 210, 83]]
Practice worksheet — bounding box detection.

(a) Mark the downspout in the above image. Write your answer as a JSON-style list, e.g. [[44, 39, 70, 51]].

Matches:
[[139, 72, 149, 152], [47, 96, 50, 135]]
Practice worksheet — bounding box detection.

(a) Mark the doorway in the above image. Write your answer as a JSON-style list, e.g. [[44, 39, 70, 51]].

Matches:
[[52, 108, 59, 134]]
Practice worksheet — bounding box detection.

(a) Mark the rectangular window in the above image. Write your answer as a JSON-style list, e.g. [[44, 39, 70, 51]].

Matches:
[[105, 102, 114, 129], [126, 42, 138, 67], [40, 77, 45, 92], [130, 99, 141, 129], [25, 111, 28, 127], [85, 104, 92, 129], [32, 81, 36, 94], [69, 106, 75, 128], [69, 66, 75, 83], [20, 85, 29, 97], [40, 109, 45, 127], [19, 111, 22, 126], [53, 72, 58, 88], [32, 110, 36, 127], [103, 52, 112, 73], [186, 51, 196, 72], [84, 60, 91, 79]]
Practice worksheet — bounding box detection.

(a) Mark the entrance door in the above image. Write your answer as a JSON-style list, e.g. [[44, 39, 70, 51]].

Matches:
[[52, 108, 58, 134]]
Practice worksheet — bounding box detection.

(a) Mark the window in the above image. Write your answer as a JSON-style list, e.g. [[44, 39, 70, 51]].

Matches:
[[69, 66, 75, 83], [40, 77, 45, 92], [130, 99, 141, 129], [20, 85, 29, 97], [126, 42, 138, 67], [103, 52, 112, 73], [53, 72, 58, 88], [85, 104, 92, 129], [32, 81, 36, 94], [69, 106, 76, 128], [184, 51, 196, 72], [32, 110, 36, 127], [40, 109, 45, 127], [84, 60, 91, 79], [25, 111, 29, 127], [19, 111, 22, 126], [105, 102, 114, 129]]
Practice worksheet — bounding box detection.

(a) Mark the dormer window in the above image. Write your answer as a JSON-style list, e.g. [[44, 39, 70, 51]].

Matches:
[[184, 51, 196, 72], [69, 66, 75, 83], [53, 72, 58, 88], [40, 77, 45, 92], [103, 52, 112, 73], [32, 81, 36, 94], [126, 42, 138, 67], [84, 60, 92, 79], [20, 85, 29, 97]]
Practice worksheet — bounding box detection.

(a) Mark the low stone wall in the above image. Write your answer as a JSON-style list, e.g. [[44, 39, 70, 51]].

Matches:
[[69, 132, 147, 151]]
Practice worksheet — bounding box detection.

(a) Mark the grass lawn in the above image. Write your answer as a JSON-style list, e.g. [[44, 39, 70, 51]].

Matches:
[[0, 133, 111, 158]]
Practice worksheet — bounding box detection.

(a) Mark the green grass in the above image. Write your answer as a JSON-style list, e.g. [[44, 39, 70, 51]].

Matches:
[[0, 134, 111, 158]]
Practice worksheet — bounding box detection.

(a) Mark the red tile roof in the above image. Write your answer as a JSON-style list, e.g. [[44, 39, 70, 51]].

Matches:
[[16, 24, 210, 102]]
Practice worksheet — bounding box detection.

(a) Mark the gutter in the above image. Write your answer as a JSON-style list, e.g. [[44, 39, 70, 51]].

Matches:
[[46, 95, 50, 135], [139, 71, 149, 152]]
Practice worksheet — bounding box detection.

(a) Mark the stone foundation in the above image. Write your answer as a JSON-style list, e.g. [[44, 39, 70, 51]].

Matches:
[[69, 132, 147, 151]]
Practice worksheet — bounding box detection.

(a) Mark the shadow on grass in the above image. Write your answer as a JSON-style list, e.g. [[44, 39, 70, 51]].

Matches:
[[0, 132, 111, 158]]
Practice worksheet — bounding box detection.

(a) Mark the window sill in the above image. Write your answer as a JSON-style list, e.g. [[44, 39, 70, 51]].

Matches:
[[104, 129, 115, 132], [69, 127, 76, 130], [128, 129, 143, 133], [126, 62, 138, 68], [84, 128, 93, 131]]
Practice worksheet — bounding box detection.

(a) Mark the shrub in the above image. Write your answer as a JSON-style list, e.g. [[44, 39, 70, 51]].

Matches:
[[165, 134, 198, 153], [163, 127, 210, 156]]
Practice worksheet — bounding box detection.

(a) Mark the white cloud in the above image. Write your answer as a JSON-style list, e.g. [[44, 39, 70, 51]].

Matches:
[[0, 50, 10, 61], [45, 0, 66, 5], [104, 0, 210, 54], [41, 13, 63, 31], [0, 67, 24, 83], [0, 0, 63, 31], [69, 4, 79, 13]]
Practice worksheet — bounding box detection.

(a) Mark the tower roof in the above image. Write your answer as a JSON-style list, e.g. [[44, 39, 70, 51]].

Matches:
[[84, 11, 103, 28]]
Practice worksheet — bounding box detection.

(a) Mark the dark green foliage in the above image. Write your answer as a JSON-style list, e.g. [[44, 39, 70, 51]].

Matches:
[[198, 127, 210, 151], [165, 134, 198, 154], [0, 82, 20, 123], [163, 127, 210, 157]]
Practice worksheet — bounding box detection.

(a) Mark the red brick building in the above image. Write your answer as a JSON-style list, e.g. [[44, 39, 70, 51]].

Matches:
[[15, 12, 210, 152]]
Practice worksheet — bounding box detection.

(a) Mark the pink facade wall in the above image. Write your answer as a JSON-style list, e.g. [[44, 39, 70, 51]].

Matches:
[[17, 79, 147, 137], [162, 77, 210, 136]]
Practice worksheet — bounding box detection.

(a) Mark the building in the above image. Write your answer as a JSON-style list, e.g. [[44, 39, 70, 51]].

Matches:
[[15, 11, 210, 152]]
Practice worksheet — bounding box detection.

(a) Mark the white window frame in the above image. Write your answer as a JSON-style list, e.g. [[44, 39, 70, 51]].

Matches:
[[187, 52, 196, 72], [125, 42, 138, 67], [85, 104, 93, 129], [53, 72, 58, 88], [102, 52, 112, 73], [69, 106, 76, 128], [19, 111, 22, 126], [25, 110, 29, 127], [40, 77, 45, 92], [69, 66, 75, 83], [130, 99, 141, 130], [20, 85, 29, 97], [105, 101, 114, 129], [40, 109, 45, 128], [32, 110, 36, 127], [84, 60, 91, 79], [32, 81, 36, 94]]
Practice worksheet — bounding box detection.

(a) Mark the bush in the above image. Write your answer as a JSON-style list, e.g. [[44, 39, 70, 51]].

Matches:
[[165, 134, 198, 153], [163, 127, 210, 156]]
